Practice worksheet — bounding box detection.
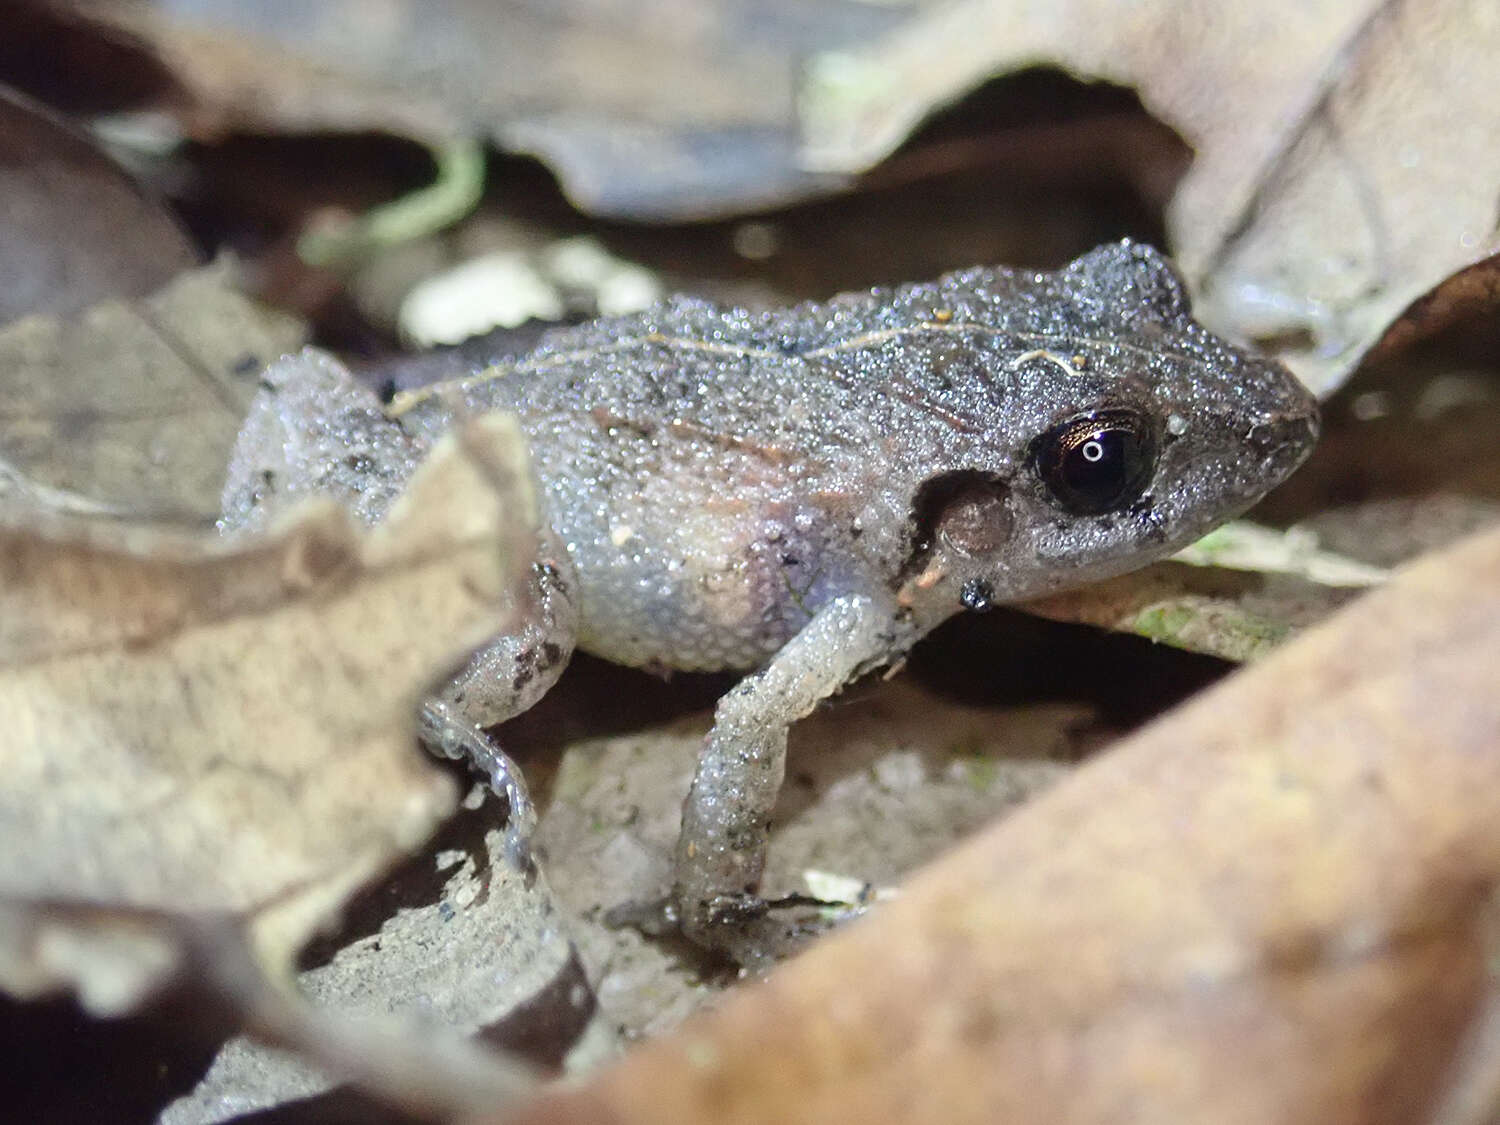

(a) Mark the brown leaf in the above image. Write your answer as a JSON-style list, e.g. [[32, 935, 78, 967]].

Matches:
[[1365, 254, 1500, 365], [163, 823, 598, 1121], [49, 0, 910, 218], [0, 414, 535, 1011], [0, 262, 304, 518], [502, 522, 1500, 1125], [1022, 563, 1339, 663], [0, 81, 195, 324], [1022, 522, 1383, 662], [802, 0, 1500, 395]]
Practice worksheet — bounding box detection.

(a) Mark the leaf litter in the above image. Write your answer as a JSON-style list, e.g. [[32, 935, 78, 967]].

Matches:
[[800, 0, 1500, 397], [42, 0, 1500, 405], [0, 262, 305, 519], [0, 413, 555, 1116], [0, 82, 197, 323]]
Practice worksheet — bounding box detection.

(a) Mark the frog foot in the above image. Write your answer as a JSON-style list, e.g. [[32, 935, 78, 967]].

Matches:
[[606, 887, 844, 970], [601, 889, 768, 937]]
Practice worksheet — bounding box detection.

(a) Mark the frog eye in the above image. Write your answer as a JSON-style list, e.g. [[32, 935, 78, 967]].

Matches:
[[1032, 409, 1157, 515]]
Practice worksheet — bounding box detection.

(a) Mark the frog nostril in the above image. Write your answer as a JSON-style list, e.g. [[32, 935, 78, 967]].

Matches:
[[1245, 410, 1319, 476], [1303, 403, 1322, 443]]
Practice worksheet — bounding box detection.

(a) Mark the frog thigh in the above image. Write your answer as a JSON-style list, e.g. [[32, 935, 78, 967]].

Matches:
[[218, 347, 424, 534]]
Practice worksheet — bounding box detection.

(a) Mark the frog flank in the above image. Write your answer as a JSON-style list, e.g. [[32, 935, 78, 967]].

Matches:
[[224, 240, 1318, 961]]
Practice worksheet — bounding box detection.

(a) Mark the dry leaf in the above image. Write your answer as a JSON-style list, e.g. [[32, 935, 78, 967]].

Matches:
[[1022, 521, 1384, 662], [0, 262, 305, 518], [50, 0, 922, 218], [0, 414, 534, 1012], [1171, 521, 1388, 587], [801, 0, 1500, 395], [1022, 561, 1361, 663], [162, 820, 603, 1123], [0, 81, 196, 324], [504, 522, 1500, 1125], [35, 0, 1498, 389]]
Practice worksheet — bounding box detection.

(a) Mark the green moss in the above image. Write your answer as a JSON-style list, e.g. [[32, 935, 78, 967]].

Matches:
[[963, 756, 1000, 792], [1133, 603, 1197, 642], [1131, 601, 1292, 663], [947, 738, 998, 791]]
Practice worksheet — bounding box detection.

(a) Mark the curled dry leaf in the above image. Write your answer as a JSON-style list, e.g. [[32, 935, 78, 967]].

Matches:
[[164, 819, 611, 1122], [504, 522, 1500, 1125], [47, 0, 915, 218], [0, 414, 535, 1013], [802, 0, 1500, 395], [0, 262, 305, 518], [0, 81, 196, 324]]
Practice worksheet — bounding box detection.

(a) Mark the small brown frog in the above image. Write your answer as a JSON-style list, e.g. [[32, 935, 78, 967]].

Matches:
[[220, 241, 1317, 961]]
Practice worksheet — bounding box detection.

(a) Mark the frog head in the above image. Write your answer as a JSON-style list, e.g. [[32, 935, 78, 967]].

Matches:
[[887, 241, 1319, 624]]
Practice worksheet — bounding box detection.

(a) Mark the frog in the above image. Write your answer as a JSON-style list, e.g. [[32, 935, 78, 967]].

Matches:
[[219, 240, 1318, 961]]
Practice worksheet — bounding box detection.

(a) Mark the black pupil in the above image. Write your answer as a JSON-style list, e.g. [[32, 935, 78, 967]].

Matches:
[[1034, 411, 1156, 515]]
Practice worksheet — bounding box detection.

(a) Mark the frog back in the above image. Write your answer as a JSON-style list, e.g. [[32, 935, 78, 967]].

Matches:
[[390, 306, 917, 670]]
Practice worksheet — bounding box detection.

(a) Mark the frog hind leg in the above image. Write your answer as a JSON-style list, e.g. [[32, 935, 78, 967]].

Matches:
[[426, 541, 579, 869], [219, 348, 578, 867], [218, 347, 426, 535]]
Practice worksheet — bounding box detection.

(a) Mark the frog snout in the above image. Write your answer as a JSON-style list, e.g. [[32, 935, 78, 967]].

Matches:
[[1245, 406, 1320, 479]]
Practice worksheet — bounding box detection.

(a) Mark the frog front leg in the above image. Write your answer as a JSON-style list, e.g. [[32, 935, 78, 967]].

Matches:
[[672, 591, 909, 958]]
